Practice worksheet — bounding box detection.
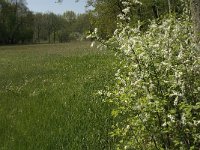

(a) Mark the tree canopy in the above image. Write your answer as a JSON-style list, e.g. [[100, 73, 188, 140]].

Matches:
[[87, 0, 184, 38], [0, 0, 92, 44]]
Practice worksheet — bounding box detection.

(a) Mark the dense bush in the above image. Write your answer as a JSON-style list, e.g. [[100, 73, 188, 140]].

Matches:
[[93, 1, 200, 149]]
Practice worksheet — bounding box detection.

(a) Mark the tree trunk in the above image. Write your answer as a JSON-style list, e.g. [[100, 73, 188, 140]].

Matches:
[[53, 30, 56, 43], [37, 26, 40, 43], [152, 5, 159, 18], [168, 0, 171, 14], [190, 0, 200, 43], [48, 31, 51, 43]]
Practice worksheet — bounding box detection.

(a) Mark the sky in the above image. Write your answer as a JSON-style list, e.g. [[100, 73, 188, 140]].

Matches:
[[26, 0, 88, 14]]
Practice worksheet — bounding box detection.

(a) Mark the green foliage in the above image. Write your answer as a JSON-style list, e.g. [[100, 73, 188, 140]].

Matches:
[[57, 29, 70, 42], [74, 13, 91, 35], [87, 0, 184, 38], [88, 0, 119, 38], [0, 0, 91, 44], [93, 1, 200, 149], [0, 0, 34, 44], [33, 11, 91, 44]]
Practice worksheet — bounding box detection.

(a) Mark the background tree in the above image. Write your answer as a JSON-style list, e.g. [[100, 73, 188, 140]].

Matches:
[[86, 0, 183, 38], [190, 0, 200, 43], [87, 0, 121, 38], [74, 13, 91, 36], [32, 10, 92, 44], [1, 0, 92, 44], [0, 0, 34, 44], [33, 13, 43, 43]]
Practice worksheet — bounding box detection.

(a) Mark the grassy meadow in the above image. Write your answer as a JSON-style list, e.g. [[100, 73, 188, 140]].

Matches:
[[0, 42, 117, 150]]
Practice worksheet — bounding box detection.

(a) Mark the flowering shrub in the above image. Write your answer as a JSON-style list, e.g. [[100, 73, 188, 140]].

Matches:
[[91, 0, 200, 149]]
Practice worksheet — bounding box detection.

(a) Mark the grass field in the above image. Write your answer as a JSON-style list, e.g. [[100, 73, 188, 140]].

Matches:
[[0, 42, 117, 150]]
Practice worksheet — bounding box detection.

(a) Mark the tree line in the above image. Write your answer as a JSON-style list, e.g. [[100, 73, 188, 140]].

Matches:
[[0, 0, 91, 44], [86, 0, 184, 38], [1, 0, 199, 45]]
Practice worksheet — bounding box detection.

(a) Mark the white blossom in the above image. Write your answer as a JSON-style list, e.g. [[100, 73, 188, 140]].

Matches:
[[168, 114, 175, 122], [181, 113, 186, 125], [122, 7, 130, 14]]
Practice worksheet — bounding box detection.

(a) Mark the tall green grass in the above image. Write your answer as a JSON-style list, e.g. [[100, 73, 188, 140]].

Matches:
[[0, 42, 116, 150]]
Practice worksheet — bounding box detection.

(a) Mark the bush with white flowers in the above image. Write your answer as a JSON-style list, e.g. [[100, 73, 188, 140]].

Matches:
[[92, 0, 200, 149]]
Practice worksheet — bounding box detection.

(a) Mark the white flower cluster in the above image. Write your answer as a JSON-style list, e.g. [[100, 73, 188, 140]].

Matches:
[[91, 0, 200, 149]]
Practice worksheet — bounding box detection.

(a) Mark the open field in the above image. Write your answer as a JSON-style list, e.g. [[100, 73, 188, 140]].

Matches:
[[0, 42, 117, 150]]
